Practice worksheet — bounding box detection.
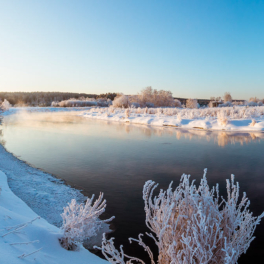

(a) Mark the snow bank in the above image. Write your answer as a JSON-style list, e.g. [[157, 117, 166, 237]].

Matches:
[[0, 170, 108, 264], [81, 107, 264, 132]]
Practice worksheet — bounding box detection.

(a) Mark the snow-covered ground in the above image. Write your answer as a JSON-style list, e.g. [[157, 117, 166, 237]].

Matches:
[[80, 106, 264, 132], [0, 170, 108, 264]]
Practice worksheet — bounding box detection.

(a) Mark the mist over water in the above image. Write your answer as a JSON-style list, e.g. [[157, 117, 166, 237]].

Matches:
[[1, 112, 264, 263]]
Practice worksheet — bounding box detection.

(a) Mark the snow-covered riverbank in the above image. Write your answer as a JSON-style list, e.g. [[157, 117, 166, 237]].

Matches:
[[3, 106, 264, 132], [0, 170, 108, 264], [81, 106, 264, 132], [0, 109, 110, 263], [0, 144, 84, 227]]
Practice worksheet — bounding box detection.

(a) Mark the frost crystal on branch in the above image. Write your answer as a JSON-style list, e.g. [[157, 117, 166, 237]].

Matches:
[[98, 170, 264, 264], [60, 193, 114, 250]]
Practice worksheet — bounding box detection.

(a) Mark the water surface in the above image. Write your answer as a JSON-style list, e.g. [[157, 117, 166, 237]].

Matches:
[[1, 112, 264, 263]]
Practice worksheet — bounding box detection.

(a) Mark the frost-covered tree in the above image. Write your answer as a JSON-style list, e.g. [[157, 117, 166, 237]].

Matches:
[[174, 99, 182, 107], [112, 94, 130, 108], [60, 193, 114, 250], [1, 99, 11, 111], [186, 98, 198, 109], [97, 170, 264, 264], [224, 92, 232, 103]]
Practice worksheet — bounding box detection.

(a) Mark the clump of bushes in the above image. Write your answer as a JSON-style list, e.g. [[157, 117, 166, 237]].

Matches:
[[97, 170, 264, 264], [112, 87, 181, 108], [186, 98, 199, 109], [60, 193, 114, 250]]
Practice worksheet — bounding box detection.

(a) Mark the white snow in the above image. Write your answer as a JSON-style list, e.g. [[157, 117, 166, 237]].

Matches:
[[0, 170, 108, 264], [80, 106, 264, 132]]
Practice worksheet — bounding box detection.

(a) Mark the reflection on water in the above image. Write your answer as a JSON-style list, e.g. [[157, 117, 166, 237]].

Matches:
[[1, 112, 264, 148], [1, 112, 264, 263]]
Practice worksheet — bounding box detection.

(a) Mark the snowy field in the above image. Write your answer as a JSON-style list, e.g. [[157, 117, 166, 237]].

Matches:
[[81, 106, 264, 132], [0, 171, 108, 264]]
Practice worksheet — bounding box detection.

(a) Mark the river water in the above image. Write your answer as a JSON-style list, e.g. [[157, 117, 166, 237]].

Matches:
[[1, 112, 264, 263]]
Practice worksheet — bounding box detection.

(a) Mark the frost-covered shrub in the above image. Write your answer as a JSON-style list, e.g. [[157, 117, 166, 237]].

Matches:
[[174, 99, 182, 107], [112, 94, 130, 108], [97, 170, 264, 264], [85, 105, 264, 122], [177, 111, 182, 121], [97, 97, 109, 107], [130, 87, 176, 107], [217, 110, 228, 126], [125, 109, 130, 118], [60, 193, 114, 250], [186, 98, 198, 109], [1, 99, 11, 111], [51, 101, 59, 107]]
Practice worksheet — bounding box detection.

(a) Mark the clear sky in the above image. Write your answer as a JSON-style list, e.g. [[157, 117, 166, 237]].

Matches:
[[0, 0, 264, 99]]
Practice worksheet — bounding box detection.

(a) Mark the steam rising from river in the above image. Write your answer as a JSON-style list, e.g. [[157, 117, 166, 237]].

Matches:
[[1, 111, 264, 147]]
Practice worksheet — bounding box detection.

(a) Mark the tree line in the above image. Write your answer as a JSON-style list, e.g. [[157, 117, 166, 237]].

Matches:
[[0, 92, 117, 107]]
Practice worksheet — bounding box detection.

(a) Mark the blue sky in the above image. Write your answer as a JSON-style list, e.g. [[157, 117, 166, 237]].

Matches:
[[0, 0, 264, 99]]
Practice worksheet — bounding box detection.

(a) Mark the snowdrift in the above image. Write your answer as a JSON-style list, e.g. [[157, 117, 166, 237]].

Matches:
[[0, 170, 108, 264]]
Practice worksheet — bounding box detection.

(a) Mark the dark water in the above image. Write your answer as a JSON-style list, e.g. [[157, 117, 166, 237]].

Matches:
[[1, 112, 264, 263]]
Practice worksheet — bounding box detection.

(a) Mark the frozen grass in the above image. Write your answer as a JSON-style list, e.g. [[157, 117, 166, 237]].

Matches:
[[87, 105, 264, 120], [97, 170, 264, 264], [60, 194, 114, 250]]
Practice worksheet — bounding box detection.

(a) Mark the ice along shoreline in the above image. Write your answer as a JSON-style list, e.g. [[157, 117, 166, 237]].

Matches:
[[0, 109, 110, 263]]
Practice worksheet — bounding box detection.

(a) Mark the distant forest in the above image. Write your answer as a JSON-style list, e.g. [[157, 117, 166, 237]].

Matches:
[[0, 92, 117, 106]]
